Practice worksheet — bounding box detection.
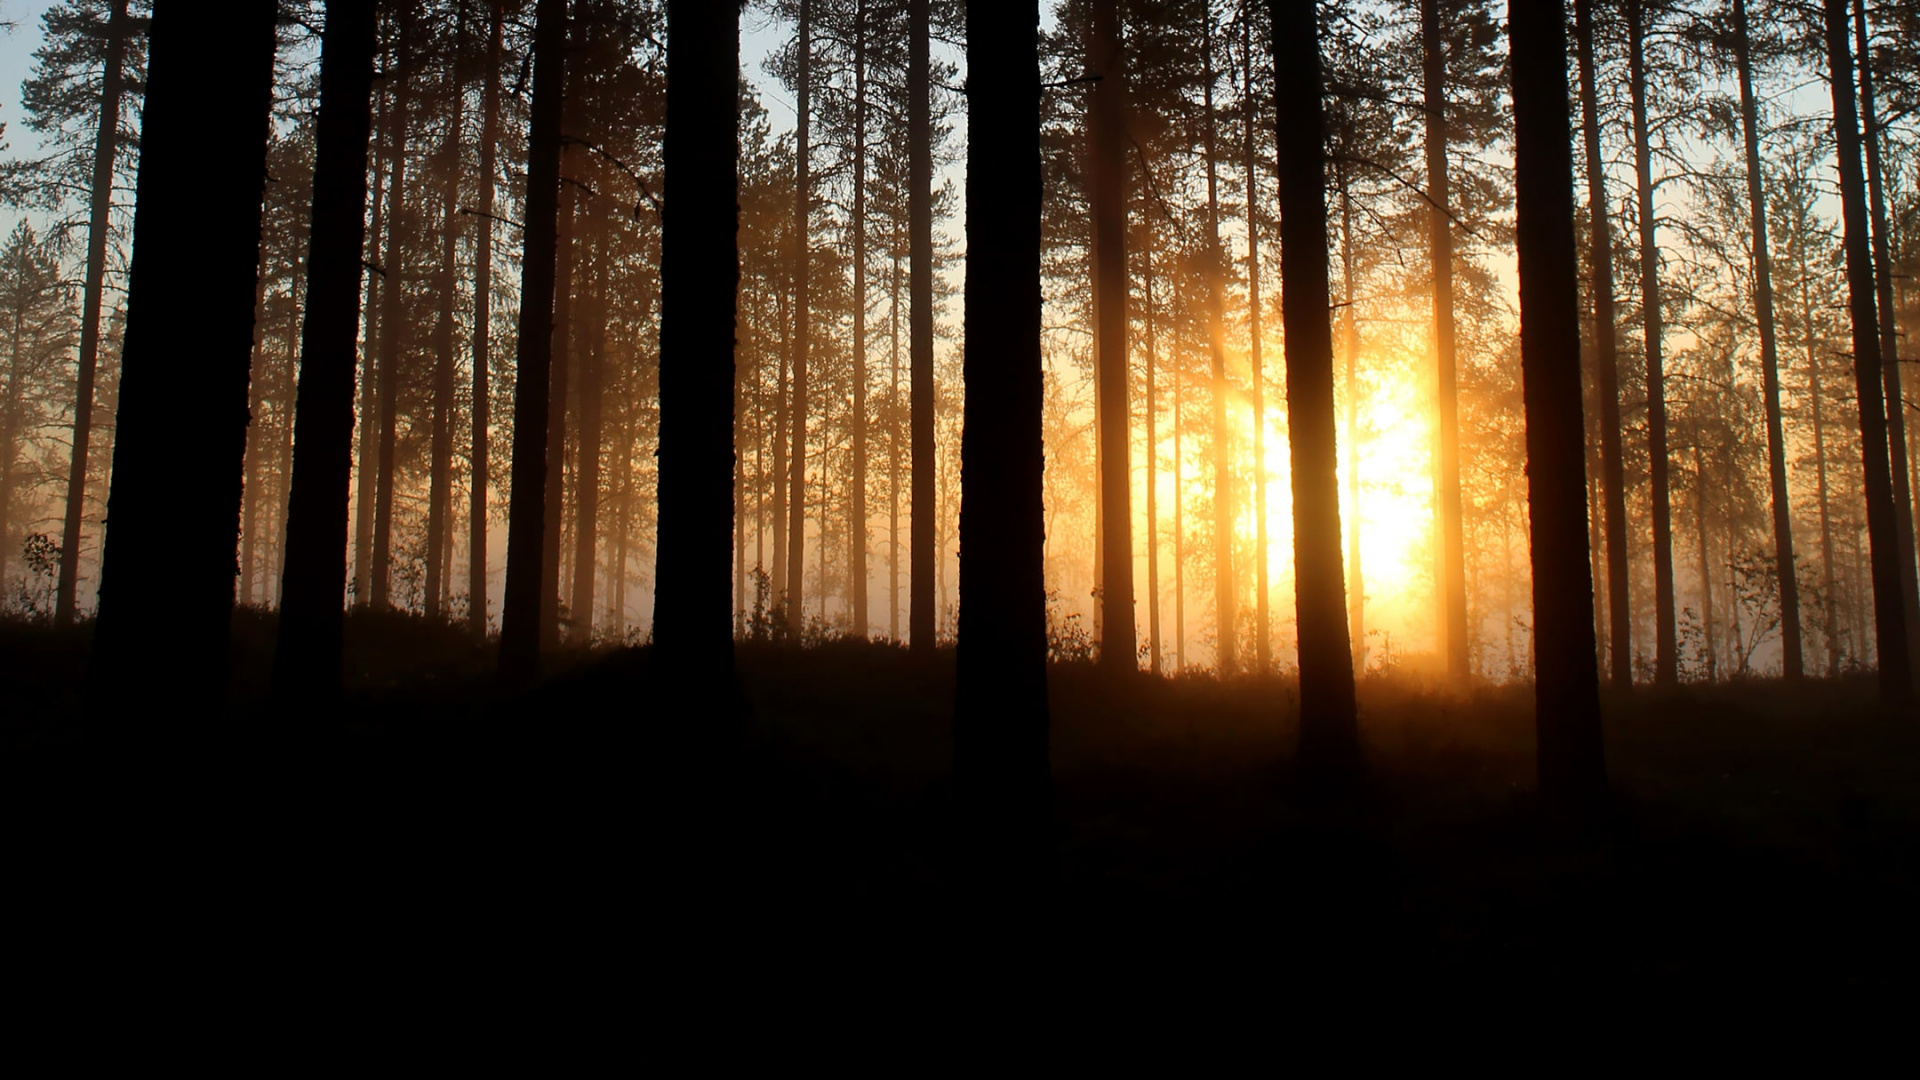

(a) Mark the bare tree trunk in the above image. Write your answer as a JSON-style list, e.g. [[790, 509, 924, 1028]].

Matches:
[[90, 0, 278, 706], [1340, 163, 1363, 677], [786, 0, 813, 633], [1853, 0, 1920, 673], [426, 9, 468, 621], [371, 6, 414, 611], [1145, 215, 1162, 674], [1424, 0, 1467, 682], [1202, 24, 1234, 675], [498, 0, 568, 688], [54, 0, 129, 628], [1694, 440, 1717, 682], [240, 269, 271, 607], [1627, 0, 1677, 686], [909, 0, 935, 654], [1732, 0, 1801, 679], [1093, 0, 1134, 671], [354, 64, 395, 608], [889, 241, 902, 641], [272, 0, 379, 701], [1822, 0, 1911, 707], [1271, 0, 1357, 773], [470, 0, 503, 639], [540, 178, 576, 647], [1575, 0, 1632, 688], [570, 214, 606, 643], [1241, 0, 1267, 674], [1803, 244, 1842, 677], [849, 0, 870, 638], [1511, 0, 1606, 804]]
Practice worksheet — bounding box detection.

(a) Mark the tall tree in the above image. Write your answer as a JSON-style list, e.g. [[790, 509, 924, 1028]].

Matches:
[[909, 0, 934, 653], [88, 0, 278, 703], [498, 0, 568, 687], [849, 0, 870, 638], [1853, 0, 1920, 672], [272, 0, 380, 703], [1271, 0, 1357, 774], [1731, 0, 1801, 678], [1202, 17, 1234, 675], [1092, 0, 1134, 671], [369, 3, 413, 611], [1574, 0, 1631, 687], [1626, 0, 1677, 686], [955, 0, 1048, 871], [1242, 0, 1268, 675], [1821, 0, 1910, 708], [652, 0, 738, 676], [425, 5, 468, 621], [785, 0, 813, 632], [45, 0, 135, 627], [469, 0, 504, 639], [1510, 0, 1606, 803], [1424, 0, 1468, 682]]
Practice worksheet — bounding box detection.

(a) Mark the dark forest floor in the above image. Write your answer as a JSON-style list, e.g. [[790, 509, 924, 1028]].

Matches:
[[4, 609, 1917, 993]]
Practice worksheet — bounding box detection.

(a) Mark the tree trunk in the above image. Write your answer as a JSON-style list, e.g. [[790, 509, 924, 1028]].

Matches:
[[1145, 213, 1162, 674], [1575, 0, 1631, 688], [1626, 0, 1677, 686], [540, 178, 576, 647], [847, 0, 870, 638], [955, 0, 1049, 876], [1822, 0, 1911, 707], [1424, 0, 1467, 682], [1853, 0, 1920, 673], [570, 212, 606, 643], [1093, 0, 1134, 671], [786, 0, 813, 634], [271, 0, 379, 702], [1694, 440, 1717, 682], [89, 0, 278, 706], [370, 6, 413, 611], [1270, 0, 1357, 772], [1802, 243, 1842, 676], [1340, 161, 1363, 676], [1731, 0, 1801, 679], [889, 241, 902, 640], [470, 0, 503, 639], [354, 63, 395, 607], [1242, 0, 1268, 675], [426, 8, 467, 621], [1202, 24, 1234, 676], [909, 0, 934, 653], [1511, 0, 1606, 804], [54, 0, 129, 628], [240, 269, 270, 607], [653, 0, 739, 675], [498, 0, 568, 688]]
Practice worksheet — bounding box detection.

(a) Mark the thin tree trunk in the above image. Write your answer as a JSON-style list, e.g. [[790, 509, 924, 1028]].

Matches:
[[1854, 0, 1920, 672], [1575, 0, 1631, 688], [1202, 25, 1234, 676], [240, 268, 271, 607], [370, 6, 414, 611], [786, 0, 813, 633], [90, 0, 278, 705], [470, 0, 503, 638], [54, 0, 129, 628], [354, 64, 395, 607], [1424, 0, 1467, 681], [909, 0, 934, 653], [570, 212, 606, 643], [849, 0, 870, 638], [955, 0, 1048, 875], [1511, 0, 1606, 804], [1340, 161, 1363, 677], [1733, 0, 1801, 679], [889, 241, 901, 641], [1242, 0, 1268, 675], [1093, 0, 1134, 671], [426, 9, 467, 621], [1271, 0, 1357, 773], [1803, 242, 1842, 676], [498, 0, 568, 687], [1145, 214, 1162, 674], [272, 0, 379, 701], [1822, 0, 1911, 706], [1694, 440, 1717, 682], [653, 0, 739, 675], [1627, 0, 1677, 685], [540, 178, 576, 647]]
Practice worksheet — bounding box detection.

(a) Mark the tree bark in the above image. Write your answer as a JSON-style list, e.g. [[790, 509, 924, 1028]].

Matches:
[[272, 0, 379, 702], [498, 0, 568, 688], [652, 0, 738, 675], [1626, 0, 1677, 685], [354, 63, 395, 607], [1093, 0, 1134, 671], [848, 0, 870, 638], [370, 5, 413, 611], [1202, 24, 1234, 676], [1424, 0, 1467, 682], [1575, 0, 1631, 688], [1511, 0, 1606, 804], [1270, 0, 1357, 773], [1822, 0, 1911, 707], [89, 0, 278, 706], [540, 177, 576, 647], [426, 7, 467, 621], [1853, 0, 1920, 673], [786, 0, 813, 633], [1243, 0, 1267, 675], [955, 0, 1049, 877], [1340, 156, 1363, 676], [54, 0, 130, 628], [470, 0, 503, 639], [570, 210, 606, 642]]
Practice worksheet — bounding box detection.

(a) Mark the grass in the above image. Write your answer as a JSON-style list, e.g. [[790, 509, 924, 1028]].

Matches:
[[4, 610, 1916, 989]]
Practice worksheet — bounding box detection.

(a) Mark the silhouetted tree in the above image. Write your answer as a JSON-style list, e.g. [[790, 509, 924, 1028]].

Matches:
[[1424, 0, 1469, 682], [499, 0, 568, 687], [955, 0, 1049, 873], [1271, 0, 1357, 776], [1821, 0, 1910, 708], [1091, 0, 1133, 671], [272, 0, 379, 704], [909, 0, 934, 653], [89, 0, 278, 705], [1510, 0, 1605, 803], [652, 0, 739, 676], [469, 0, 505, 640]]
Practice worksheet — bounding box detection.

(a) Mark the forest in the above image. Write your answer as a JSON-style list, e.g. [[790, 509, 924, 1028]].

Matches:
[[1, 0, 1917, 987]]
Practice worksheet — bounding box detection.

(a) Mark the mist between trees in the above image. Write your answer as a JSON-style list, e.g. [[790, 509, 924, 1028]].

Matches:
[[2, 0, 1918, 696]]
